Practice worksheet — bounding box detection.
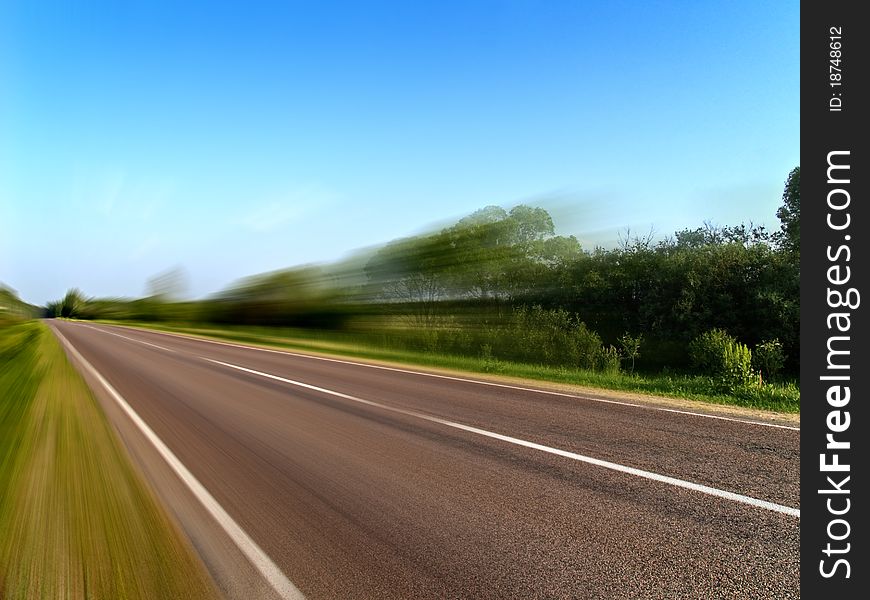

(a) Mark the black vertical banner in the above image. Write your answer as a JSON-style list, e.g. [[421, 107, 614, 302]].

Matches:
[[802, 1, 868, 597]]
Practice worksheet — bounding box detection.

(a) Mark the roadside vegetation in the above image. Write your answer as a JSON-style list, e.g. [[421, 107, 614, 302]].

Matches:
[[0, 316, 216, 599], [45, 167, 800, 413], [96, 319, 799, 413]]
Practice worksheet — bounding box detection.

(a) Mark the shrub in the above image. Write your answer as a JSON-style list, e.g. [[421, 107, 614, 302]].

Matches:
[[753, 339, 785, 381], [569, 321, 605, 370], [595, 345, 622, 374], [480, 343, 505, 373], [506, 305, 606, 370], [689, 328, 737, 375], [690, 328, 756, 392], [618, 332, 643, 374], [721, 341, 754, 391]]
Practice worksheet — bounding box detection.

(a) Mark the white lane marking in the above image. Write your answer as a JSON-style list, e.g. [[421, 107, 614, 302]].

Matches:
[[91, 323, 800, 432], [53, 327, 306, 600], [83, 324, 177, 353], [203, 357, 801, 519]]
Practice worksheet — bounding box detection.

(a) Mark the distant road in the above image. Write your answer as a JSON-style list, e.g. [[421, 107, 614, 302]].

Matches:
[[50, 320, 799, 599]]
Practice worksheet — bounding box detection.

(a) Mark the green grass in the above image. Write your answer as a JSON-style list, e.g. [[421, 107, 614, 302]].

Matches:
[[0, 319, 217, 599], [96, 319, 800, 414]]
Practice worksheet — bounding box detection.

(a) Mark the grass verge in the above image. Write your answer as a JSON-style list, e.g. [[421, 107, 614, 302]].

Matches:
[[96, 319, 800, 414], [0, 318, 216, 599]]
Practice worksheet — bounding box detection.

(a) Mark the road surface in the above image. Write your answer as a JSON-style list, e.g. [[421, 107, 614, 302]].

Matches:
[[50, 320, 800, 599]]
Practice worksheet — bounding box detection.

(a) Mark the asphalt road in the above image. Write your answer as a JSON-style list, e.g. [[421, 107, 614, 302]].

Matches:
[[50, 320, 800, 599]]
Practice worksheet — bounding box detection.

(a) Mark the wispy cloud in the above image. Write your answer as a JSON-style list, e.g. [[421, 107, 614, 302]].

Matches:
[[241, 202, 307, 232], [70, 167, 172, 221], [239, 184, 339, 232], [128, 234, 161, 260], [100, 171, 127, 215]]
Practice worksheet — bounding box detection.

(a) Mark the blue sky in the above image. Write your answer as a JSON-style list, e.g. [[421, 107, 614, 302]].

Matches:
[[1, 1, 799, 305]]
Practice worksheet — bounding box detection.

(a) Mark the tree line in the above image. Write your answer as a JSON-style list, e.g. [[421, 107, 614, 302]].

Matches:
[[48, 167, 800, 381]]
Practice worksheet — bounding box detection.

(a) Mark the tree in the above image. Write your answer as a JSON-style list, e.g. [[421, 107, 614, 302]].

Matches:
[[60, 288, 85, 318], [776, 166, 800, 258], [618, 332, 643, 374], [507, 205, 555, 245], [445, 204, 576, 301], [365, 234, 451, 326], [145, 266, 189, 300]]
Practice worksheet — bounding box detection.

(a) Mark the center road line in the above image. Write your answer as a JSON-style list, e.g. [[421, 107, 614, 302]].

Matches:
[[202, 356, 801, 519], [85, 323, 800, 431], [53, 327, 307, 600], [84, 325, 178, 353]]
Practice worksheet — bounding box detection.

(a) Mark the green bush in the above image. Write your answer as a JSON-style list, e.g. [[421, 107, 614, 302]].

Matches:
[[689, 328, 736, 374], [721, 341, 754, 391], [345, 305, 617, 374], [753, 339, 785, 381], [480, 343, 505, 373], [500, 305, 609, 371], [690, 328, 756, 392], [595, 345, 621, 374], [618, 332, 643, 373], [568, 321, 605, 370]]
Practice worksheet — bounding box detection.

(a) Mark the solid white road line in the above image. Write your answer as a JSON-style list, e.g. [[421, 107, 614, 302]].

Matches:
[[84, 325, 177, 352], [90, 323, 800, 432], [53, 327, 306, 600], [204, 357, 801, 519]]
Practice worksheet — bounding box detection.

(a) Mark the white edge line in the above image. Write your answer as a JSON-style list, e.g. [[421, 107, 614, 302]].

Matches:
[[204, 357, 800, 519], [95, 323, 799, 432], [52, 326, 306, 600]]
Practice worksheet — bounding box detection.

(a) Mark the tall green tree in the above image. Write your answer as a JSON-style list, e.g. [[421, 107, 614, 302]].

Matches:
[[444, 204, 578, 301], [776, 166, 800, 258]]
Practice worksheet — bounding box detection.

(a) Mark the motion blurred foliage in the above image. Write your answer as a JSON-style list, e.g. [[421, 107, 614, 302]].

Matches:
[[202, 266, 349, 328], [144, 266, 189, 300], [0, 285, 39, 322], [50, 167, 799, 380]]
